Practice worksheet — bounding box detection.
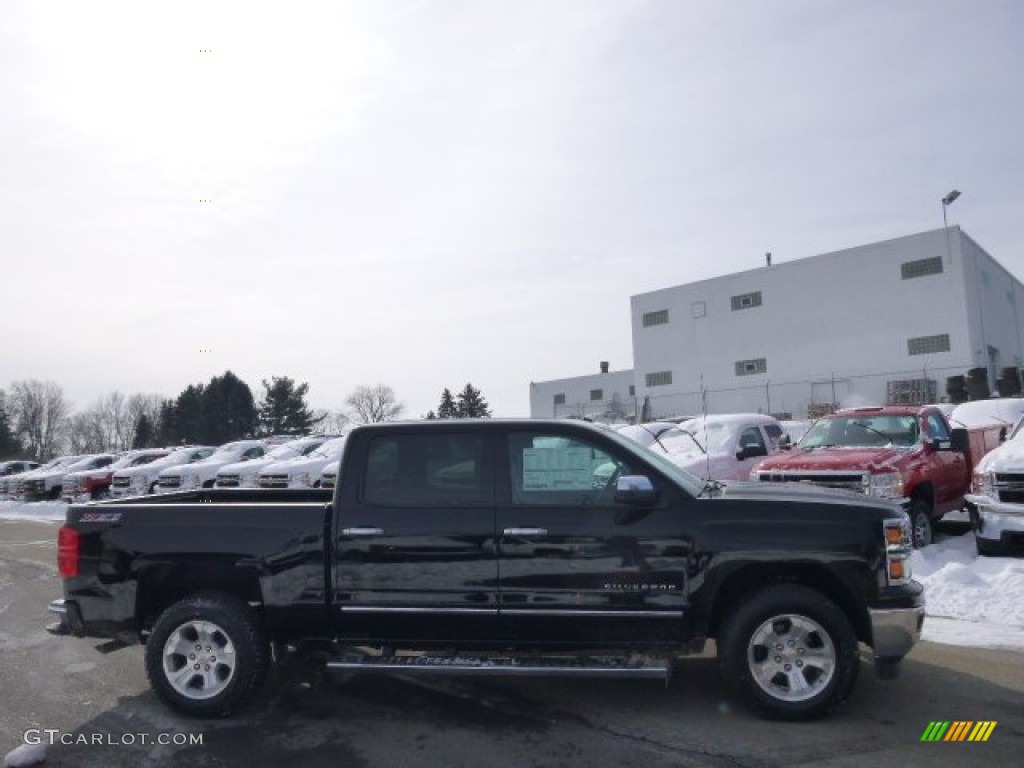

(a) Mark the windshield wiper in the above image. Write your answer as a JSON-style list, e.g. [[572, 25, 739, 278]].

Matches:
[[850, 421, 893, 445]]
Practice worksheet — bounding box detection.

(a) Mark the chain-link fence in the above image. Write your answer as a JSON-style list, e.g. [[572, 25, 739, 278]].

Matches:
[[552, 363, 1024, 423]]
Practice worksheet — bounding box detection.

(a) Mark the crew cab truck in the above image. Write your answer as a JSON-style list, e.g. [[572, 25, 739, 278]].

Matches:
[[752, 405, 1003, 548], [48, 419, 923, 722]]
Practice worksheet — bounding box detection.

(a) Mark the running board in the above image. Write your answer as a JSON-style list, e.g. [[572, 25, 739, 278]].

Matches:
[[326, 654, 671, 679]]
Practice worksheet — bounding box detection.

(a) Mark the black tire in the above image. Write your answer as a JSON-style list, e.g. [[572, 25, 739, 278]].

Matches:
[[718, 584, 859, 721], [908, 499, 933, 548], [145, 593, 269, 717]]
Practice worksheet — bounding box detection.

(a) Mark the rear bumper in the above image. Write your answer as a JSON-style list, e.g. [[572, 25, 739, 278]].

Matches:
[[46, 598, 84, 636]]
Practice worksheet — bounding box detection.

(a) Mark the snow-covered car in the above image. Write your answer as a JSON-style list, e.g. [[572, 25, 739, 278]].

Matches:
[[0, 460, 42, 498], [0, 459, 39, 477], [20, 453, 115, 500], [666, 413, 785, 481], [967, 413, 1024, 556], [110, 446, 215, 498], [157, 440, 268, 493], [950, 397, 1024, 430], [215, 436, 331, 488], [2, 456, 80, 499], [258, 435, 348, 489], [614, 422, 683, 451], [62, 449, 170, 502]]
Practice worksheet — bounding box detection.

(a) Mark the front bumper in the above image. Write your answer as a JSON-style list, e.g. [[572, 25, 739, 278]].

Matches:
[[869, 605, 925, 660]]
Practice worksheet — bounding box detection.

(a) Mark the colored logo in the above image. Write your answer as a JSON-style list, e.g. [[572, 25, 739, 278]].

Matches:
[[921, 721, 997, 742]]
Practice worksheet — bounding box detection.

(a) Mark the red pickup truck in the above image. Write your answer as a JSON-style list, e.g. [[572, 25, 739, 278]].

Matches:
[[751, 405, 1003, 548]]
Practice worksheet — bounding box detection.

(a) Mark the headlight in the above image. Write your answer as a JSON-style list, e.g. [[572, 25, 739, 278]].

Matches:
[[972, 470, 995, 497], [868, 471, 904, 498]]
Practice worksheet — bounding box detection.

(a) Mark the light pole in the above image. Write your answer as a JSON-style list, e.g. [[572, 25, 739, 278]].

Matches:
[[942, 189, 960, 229], [941, 189, 961, 267]]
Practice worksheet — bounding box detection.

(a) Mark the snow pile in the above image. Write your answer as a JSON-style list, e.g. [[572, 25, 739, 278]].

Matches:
[[0, 501, 66, 522], [911, 533, 1024, 651]]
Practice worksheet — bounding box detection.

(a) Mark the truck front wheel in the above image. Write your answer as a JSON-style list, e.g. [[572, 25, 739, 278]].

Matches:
[[145, 593, 269, 717], [908, 499, 933, 548], [718, 584, 859, 721]]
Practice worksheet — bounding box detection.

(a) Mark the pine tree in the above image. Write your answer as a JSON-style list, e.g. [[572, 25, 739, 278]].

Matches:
[[456, 383, 491, 418], [437, 388, 458, 419], [258, 376, 323, 436], [132, 413, 154, 449], [154, 399, 178, 445], [0, 391, 23, 459], [202, 371, 257, 443]]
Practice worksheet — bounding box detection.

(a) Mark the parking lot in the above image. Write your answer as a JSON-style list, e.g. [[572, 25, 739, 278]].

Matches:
[[2, 518, 1022, 768]]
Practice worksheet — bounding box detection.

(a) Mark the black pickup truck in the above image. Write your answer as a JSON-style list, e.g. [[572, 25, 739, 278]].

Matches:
[[48, 419, 924, 721]]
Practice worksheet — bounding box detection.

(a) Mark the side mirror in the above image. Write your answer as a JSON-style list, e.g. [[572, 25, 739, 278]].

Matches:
[[779, 435, 793, 451], [950, 428, 970, 453], [736, 444, 768, 461], [614, 475, 659, 506]]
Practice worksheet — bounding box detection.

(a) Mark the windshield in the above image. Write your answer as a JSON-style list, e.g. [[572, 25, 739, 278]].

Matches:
[[799, 414, 919, 448], [678, 419, 742, 454], [309, 437, 347, 459]]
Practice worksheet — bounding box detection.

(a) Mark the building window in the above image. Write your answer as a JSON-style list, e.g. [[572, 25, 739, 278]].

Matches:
[[589, 389, 603, 401], [730, 291, 762, 311], [691, 301, 706, 318], [553, 393, 565, 405], [645, 371, 672, 387], [735, 358, 767, 376], [642, 309, 669, 327], [628, 385, 635, 396], [900, 256, 943, 280], [907, 334, 951, 356]]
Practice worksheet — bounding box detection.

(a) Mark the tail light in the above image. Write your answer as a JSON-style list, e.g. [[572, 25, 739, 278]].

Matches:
[[57, 526, 79, 578]]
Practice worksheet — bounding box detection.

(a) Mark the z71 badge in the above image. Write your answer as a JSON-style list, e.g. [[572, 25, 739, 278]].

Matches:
[[78, 512, 122, 523]]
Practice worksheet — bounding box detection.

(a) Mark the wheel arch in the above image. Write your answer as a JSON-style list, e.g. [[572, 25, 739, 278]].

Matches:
[[136, 562, 264, 632], [703, 563, 871, 646]]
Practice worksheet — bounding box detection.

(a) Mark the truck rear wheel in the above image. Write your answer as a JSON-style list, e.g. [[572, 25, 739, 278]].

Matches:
[[908, 499, 933, 548], [718, 584, 859, 721], [145, 593, 269, 717]]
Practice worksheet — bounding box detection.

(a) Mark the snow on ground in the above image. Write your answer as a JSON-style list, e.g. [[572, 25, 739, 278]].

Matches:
[[0, 501, 66, 523], [0, 501, 1022, 650], [911, 532, 1024, 651]]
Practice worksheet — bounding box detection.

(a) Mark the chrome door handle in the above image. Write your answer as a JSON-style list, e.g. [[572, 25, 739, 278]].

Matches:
[[341, 527, 384, 536], [502, 527, 548, 536]]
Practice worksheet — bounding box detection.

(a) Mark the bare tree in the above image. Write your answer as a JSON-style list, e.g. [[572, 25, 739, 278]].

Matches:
[[125, 393, 163, 448], [315, 409, 350, 434], [67, 410, 106, 454], [9, 380, 72, 460], [345, 384, 404, 424]]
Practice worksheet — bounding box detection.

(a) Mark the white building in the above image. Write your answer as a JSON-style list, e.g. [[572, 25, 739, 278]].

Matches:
[[529, 363, 636, 421], [531, 228, 1024, 421]]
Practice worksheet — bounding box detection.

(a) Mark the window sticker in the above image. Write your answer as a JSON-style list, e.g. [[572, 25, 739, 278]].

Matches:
[[522, 447, 593, 490]]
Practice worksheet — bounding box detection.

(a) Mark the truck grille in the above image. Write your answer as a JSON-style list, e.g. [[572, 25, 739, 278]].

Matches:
[[160, 476, 182, 489], [24, 479, 47, 496], [112, 476, 131, 488], [321, 473, 336, 489], [756, 471, 868, 493], [995, 473, 1024, 504], [217, 474, 240, 487], [259, 474, 289, 488]]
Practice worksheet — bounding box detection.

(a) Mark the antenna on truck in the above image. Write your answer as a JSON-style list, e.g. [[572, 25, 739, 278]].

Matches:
[[701, 374, 713, 483]]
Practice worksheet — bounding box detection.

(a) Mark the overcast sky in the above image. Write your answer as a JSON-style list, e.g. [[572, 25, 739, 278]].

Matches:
[[2, 0, 1022, 419]]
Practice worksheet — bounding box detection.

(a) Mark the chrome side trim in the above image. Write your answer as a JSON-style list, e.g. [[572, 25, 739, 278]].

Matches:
[[339, 606, 497, 614], [326, 659, 670, 679], [501, 609, 681, 618]]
